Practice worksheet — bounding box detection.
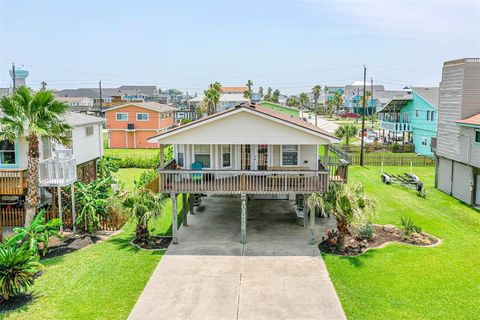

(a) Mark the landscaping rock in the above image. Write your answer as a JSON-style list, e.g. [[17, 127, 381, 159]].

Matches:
[[67, 237, 94, 250], [382, 225, 397, 233]]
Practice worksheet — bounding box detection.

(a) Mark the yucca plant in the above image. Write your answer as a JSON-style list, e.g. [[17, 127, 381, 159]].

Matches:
[[5, 210, 61, 256], [335, 123, 358, 146], [308, 183, 376, 252], [0, 245, 40, 301], [123, 189, 167, 241]]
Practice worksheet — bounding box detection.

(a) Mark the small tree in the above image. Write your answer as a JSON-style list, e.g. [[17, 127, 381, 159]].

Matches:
[[123, 189, 167, 241], [308, 183, 375, 252], [335, 124, 357, 146]]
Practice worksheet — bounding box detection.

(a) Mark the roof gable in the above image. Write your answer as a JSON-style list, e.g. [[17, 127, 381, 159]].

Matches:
[[105, 102, 176, 113]]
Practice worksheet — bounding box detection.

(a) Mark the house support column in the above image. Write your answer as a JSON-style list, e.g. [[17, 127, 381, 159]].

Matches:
[[171, 193, 178, 244], [57, 186, 63, 234], [323, 145, 329, 170], [189, 194, 195, 215], [308, 194, 316, 245], [71, 185, 76, 233], [182, 193, 188, 227], [240, 193, 247, 244]]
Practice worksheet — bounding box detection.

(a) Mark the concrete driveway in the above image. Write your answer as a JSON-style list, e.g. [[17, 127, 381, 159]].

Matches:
[[129, 196, 346, 320]]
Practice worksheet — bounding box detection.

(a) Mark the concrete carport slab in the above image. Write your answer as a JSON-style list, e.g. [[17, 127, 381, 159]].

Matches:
[[129, 195, 346, 320]]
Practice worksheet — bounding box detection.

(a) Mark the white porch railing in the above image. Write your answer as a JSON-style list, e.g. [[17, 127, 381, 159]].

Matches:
[[39, 153, 77, 187], [379, 120, 412, 132], [159, 170, 329, 194]]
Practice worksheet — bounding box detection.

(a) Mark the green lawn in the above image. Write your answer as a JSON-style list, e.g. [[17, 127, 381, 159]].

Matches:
[[105, 148, 159, 159], [114, 168, 150, 191], [325, 166, 480, 319], [3, 196, 184, 320]]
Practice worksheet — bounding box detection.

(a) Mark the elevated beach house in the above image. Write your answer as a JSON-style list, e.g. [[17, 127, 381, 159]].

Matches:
[[147, 102, 348, 244], [378, 87, 439, 156], [0, 112, 104, 233]]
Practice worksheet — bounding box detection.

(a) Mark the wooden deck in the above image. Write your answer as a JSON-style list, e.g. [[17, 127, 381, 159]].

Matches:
[[159, 170, 330, 194], [0, 169, 27, 195]]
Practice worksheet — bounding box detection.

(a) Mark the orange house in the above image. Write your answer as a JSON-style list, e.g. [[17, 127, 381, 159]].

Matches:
[[105, 102, 176, 149]]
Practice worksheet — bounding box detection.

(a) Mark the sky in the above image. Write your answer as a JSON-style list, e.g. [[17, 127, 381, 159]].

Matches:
[[0, 0, 479, 95]]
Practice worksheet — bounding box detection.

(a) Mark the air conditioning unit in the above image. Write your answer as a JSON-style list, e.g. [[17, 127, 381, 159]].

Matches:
[[127, 123, 135, 130]]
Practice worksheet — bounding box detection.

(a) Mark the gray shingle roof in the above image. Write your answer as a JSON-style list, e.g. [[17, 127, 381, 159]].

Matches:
[[412, 87, 439, 108], [63, 112, 104, 126]]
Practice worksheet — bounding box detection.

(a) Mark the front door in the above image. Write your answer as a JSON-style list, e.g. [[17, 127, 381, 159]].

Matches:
[[257, 144, 268, 170], [241, 145, 251, 170]]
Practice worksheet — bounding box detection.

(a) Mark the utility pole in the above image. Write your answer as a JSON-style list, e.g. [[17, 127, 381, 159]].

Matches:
[[98, 80, 103, 110], [360, 66, 367, 166], [371, 78, 374, 127], [11, 63, 16, 92]]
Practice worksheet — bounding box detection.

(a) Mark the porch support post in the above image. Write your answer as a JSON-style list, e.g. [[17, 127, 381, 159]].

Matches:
[[308, 194, 316, 245], [159, 144, 165, 167], [171, 193, 178, 244], [182, 193, 188, 227], [323, 145, 329, 169], [303, 194, 309, 228], [189, 194, 195, 215], [71, 185, 76, 233], [57, 186, 63, 234], [240, 193, 247, 244]]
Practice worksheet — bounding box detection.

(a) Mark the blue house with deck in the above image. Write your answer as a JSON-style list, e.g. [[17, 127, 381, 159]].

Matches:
[[378, 87, 439, 156]]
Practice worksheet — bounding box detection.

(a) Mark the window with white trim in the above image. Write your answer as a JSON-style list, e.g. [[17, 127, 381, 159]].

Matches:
[[85, 125, 94, 136], [177, 145, 185, 167], [281, 145, 298, 166], [0, 139, 16, 165], [222, 145, 231, 167], [116, 113, 128, 121], [136, 113, 149, 121], [194, 144, 211, 168]]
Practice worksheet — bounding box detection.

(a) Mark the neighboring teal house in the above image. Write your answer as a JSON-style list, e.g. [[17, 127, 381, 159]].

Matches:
[[258, 101, 300, 117], [378, 87, 439, 156]]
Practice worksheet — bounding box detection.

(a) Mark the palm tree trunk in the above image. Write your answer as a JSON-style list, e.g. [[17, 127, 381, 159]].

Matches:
[[25, 133, 40, 227]]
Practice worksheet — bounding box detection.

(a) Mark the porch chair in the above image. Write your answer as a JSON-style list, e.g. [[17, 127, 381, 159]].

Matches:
[[191, 161, 203, 182]]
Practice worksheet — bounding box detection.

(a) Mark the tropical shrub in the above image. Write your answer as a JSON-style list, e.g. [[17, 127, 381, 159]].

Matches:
[[97, 156, 119, 179], [5, 210, 61, 256], [0, 245, 40, 301], [400, 216, 422, 237], [335, 124, 358, 146], [357, 220, 375, 241], [74, 178, 112, 234], [104, 196, 129, 230], [308, 183, 376, 251], [123, 190, 167, 241]]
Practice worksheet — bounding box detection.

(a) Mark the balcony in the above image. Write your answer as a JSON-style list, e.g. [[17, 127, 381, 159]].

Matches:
[[379, 120, 412, 132], [0, 170, 27, 195], [39, 150, 77, 187], [159, 169, 332, 194]]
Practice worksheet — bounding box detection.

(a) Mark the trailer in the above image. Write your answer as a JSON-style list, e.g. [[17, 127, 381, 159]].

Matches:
[[380, 162, 426, 198]]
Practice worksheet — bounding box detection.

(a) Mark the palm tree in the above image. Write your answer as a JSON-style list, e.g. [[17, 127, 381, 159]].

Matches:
[[272, 89, 280, 103], [312, 85, 321, 126], [308, 183, 375, 252], [264, 87, 273, 101], [299, 92, 310, 110], [40, 81, 47, 90], [258, 86, 264, 98], [286, 96, 299, 107], [201, 82, 222, 115], [0, 86, 72, 226], [331, 92, 343, 117], [123, 189, 167, 241], [246, 80, 253, 96], [335, 124, 357, 147], [243, 89, 251, 100]]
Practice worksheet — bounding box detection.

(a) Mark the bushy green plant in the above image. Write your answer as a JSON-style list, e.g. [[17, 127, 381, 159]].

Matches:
[[335, 124, 358, 146], [0, 245, 40, 301], [400, 216, 422, 237], [5, 210, 62, 256], [357, 220, 375, 241], [134, 169, 158, 188], [392, 143, 400, 152], [75, 178, 113, 234], [97, 156, 119, 179], [308, 183, 376, 251], [123, 190, 167, 241]]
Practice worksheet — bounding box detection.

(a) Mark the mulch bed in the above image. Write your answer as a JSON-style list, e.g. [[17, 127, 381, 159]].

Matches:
[[319, 224, 440, 256], [131, 236, 172, 250], [40, 234, 101, 260], [0, 294, 34, 313]]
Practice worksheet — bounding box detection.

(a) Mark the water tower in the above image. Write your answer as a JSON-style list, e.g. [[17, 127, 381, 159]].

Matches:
[[9, 67, 29, 87]]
